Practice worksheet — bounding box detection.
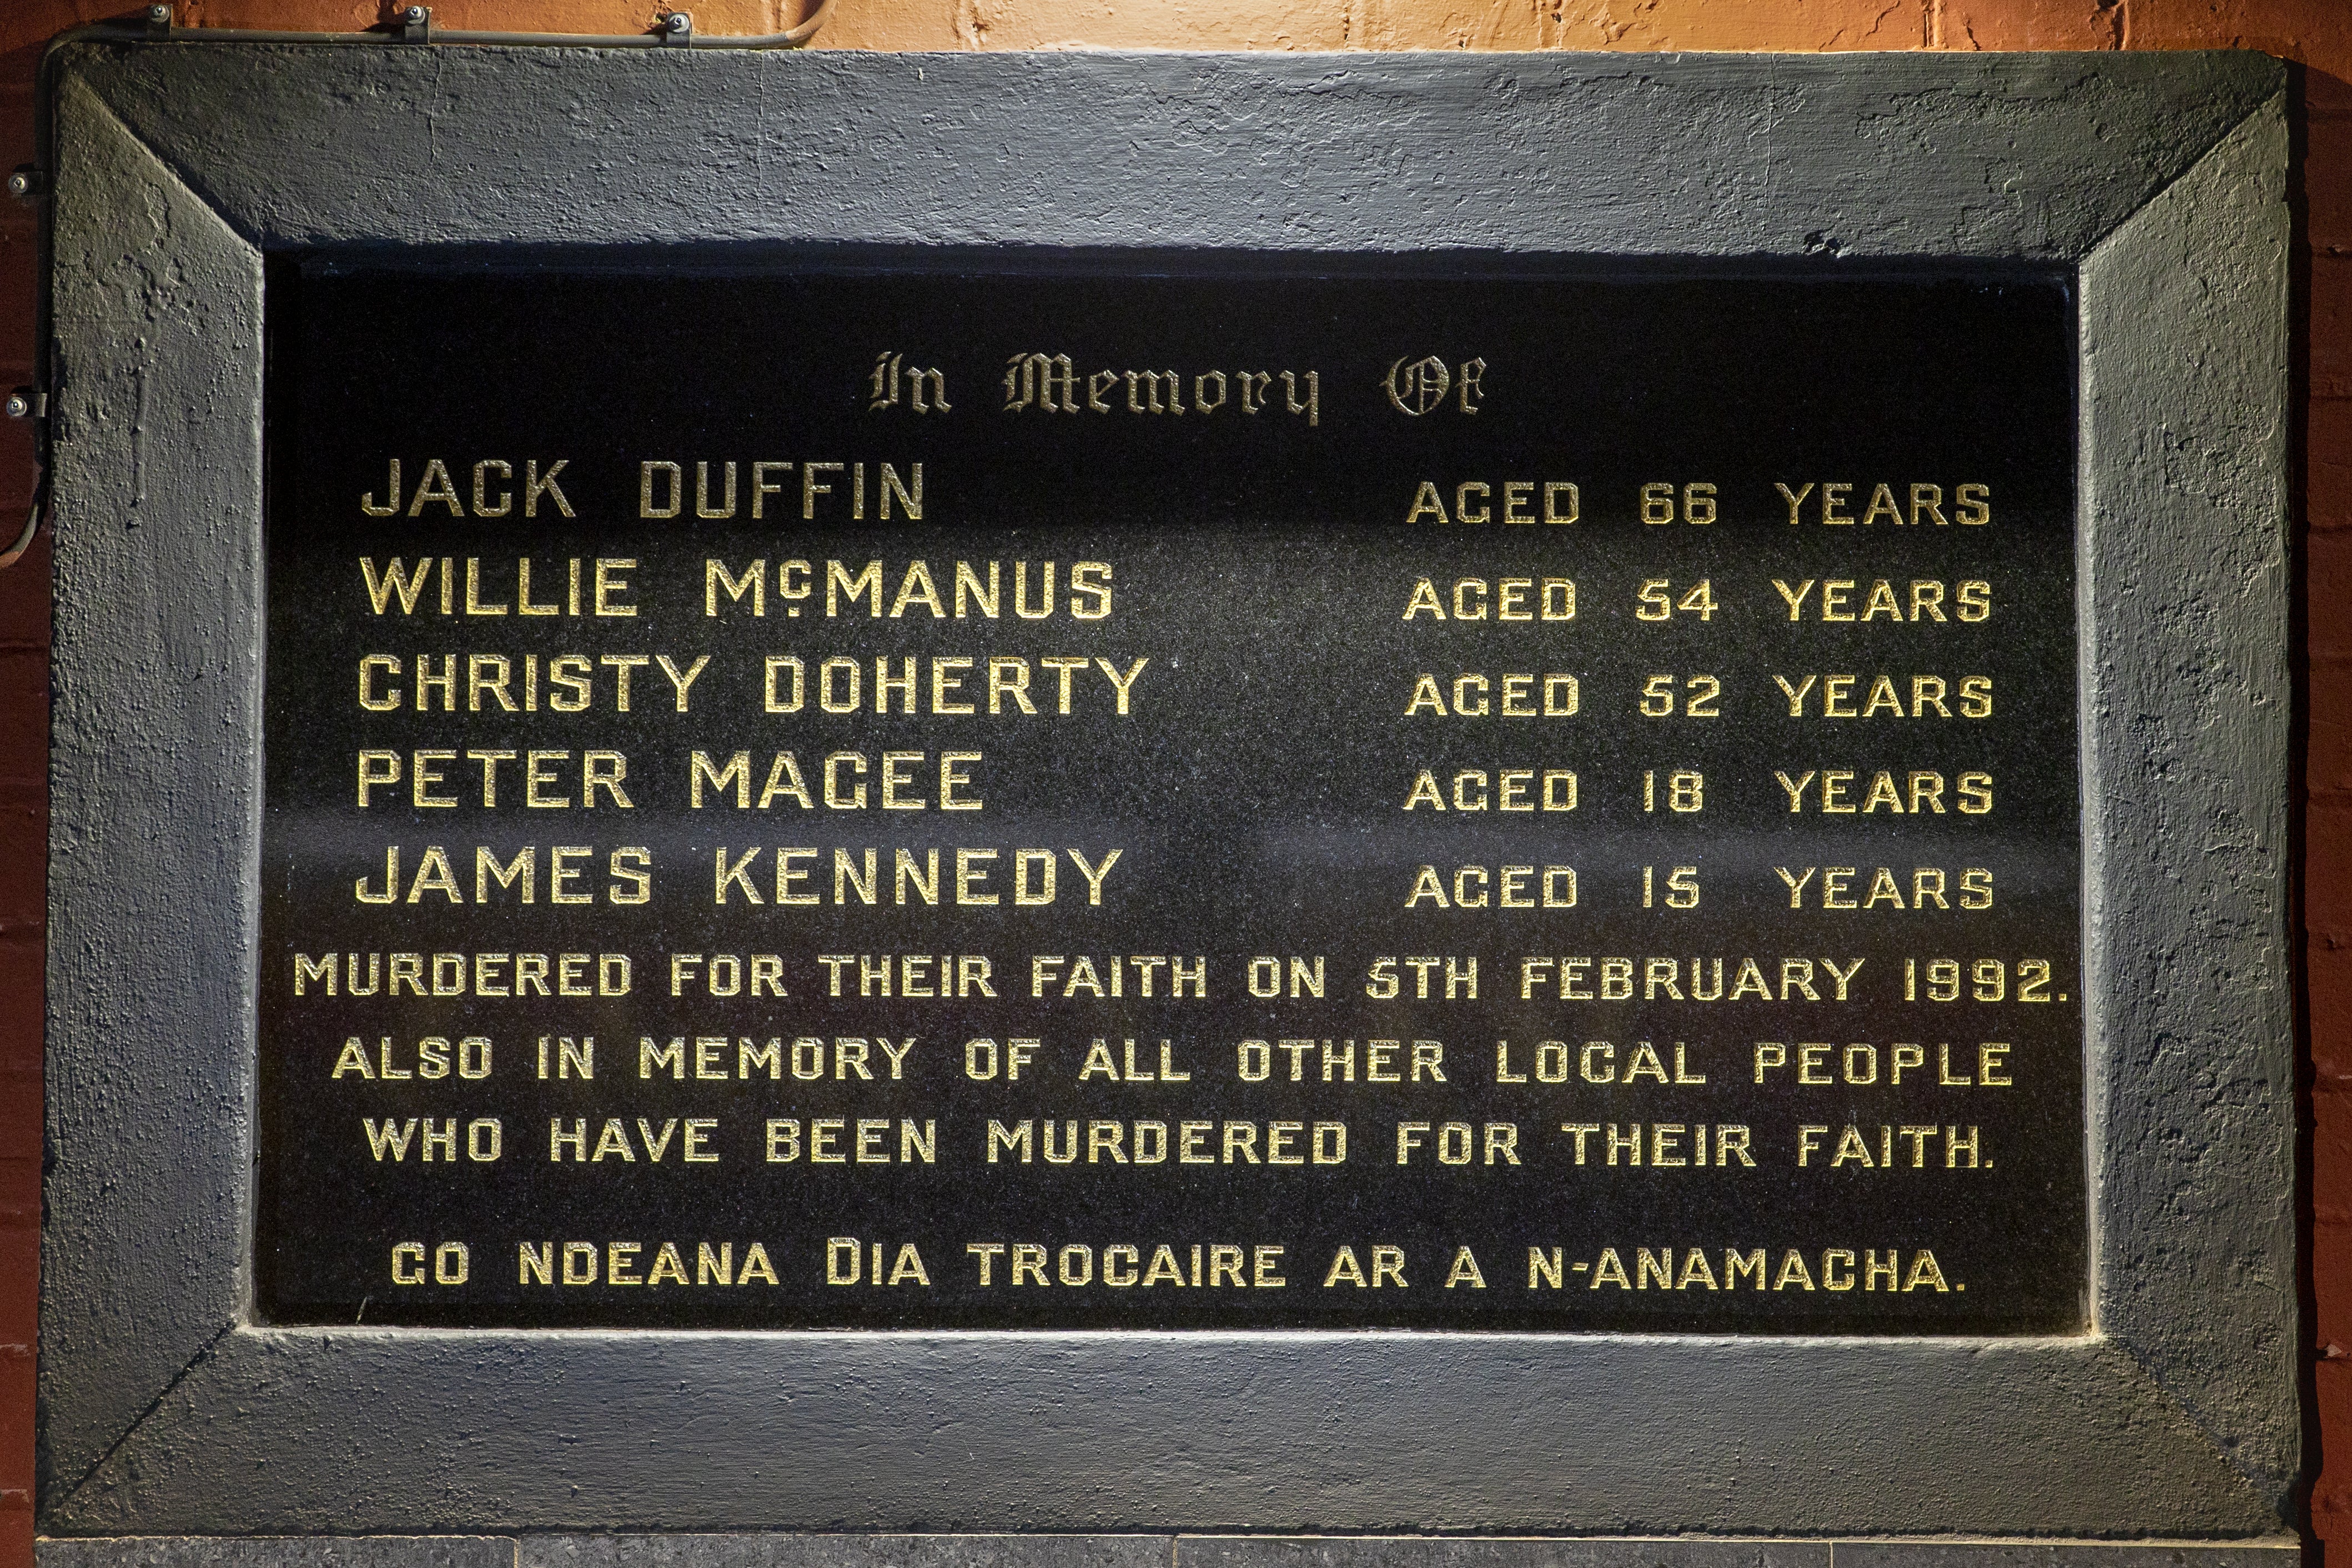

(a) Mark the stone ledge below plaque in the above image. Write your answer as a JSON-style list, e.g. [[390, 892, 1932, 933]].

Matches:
[[33, 1538, 2310, 1568]]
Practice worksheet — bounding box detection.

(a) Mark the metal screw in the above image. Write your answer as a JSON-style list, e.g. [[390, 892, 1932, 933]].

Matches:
[[664, 10, 693, 33], [148, 3, 170, 21], [6, 168, 43, 204], [5, 391, 42, 420], [404, 4, 427, 20]]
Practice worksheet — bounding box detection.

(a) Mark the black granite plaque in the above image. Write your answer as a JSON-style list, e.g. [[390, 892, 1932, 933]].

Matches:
[[257, 261, 2083, 1332]]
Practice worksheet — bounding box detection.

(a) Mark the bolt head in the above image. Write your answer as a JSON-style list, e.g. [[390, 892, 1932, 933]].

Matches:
[[665, 10, 691, 29], [147, 3, 169, 18], [4, 175, 27, 200], [4, 394, 31, 420], [404, 4, 427, 20]]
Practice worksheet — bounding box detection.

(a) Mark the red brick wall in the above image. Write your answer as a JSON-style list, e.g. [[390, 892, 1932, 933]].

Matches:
[[0, 31, 44, 1568], [0, 6, 2342, 1566]]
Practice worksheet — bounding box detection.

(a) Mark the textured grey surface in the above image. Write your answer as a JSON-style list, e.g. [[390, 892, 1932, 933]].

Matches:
[[1177, 1540, 1830, 1568], [58, 45, 2276, 261], [41, 71, 263, 1511], [38, 1540, 512, 1568], [517, 1536, 1167, 1568], [2077, 93, 2295, 1499], [1831, 1548, 2303, 1568], [36, 41, 2295, 1542], [33, 1332, 2280, 1536], [32, 1541, 2311, 1568]]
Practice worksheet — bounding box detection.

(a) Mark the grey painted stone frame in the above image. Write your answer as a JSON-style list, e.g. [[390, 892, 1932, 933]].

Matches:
[[37, 41, 2294, 1542]]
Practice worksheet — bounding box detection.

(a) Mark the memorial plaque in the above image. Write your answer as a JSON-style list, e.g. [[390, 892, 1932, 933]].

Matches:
[[259, 264, 2083, 1331], [42, 43, 2295, 1544]]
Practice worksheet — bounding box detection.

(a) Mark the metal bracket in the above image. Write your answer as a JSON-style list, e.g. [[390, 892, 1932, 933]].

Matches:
[[395, 4, 431, 42], [659, 10, 694, 43], [0, 391, 43, 570]]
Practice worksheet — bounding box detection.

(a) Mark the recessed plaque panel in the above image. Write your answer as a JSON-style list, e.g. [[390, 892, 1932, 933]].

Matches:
[[258, 262, 2082, 1333]]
